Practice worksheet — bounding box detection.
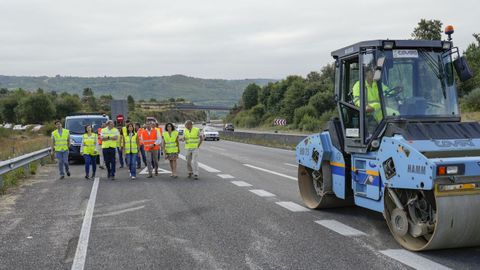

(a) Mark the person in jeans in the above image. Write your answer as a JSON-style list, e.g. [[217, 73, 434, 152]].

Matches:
[[97, 122, 106, 169], [116, 122, 125, 168], [182, 120, 203, 180], [162, 122, 179, 178], [101, 120, 119, 180], [51, 120, 70, 179], [122, 123, 140, 180], [80, 124, 98, 179], [135, 122, 147, 169], [140, 121, 161, 178]]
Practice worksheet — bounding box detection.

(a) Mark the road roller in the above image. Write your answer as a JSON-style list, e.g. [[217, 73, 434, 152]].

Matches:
[[296, 26, 480, 251]]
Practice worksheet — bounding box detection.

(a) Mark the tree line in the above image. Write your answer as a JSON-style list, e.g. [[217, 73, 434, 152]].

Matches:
[[228, 19, 480, 132]]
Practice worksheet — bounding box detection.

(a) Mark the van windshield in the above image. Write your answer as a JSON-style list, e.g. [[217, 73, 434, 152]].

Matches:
[[65, 118, 107, 134]]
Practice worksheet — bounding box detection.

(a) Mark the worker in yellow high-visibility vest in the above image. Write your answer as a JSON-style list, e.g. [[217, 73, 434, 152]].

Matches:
[[101, 120, 120, 180], [51, 120, 71, 179], [162, 122, 180, 178], [122, 123, 140, 180], [182, 120, 203, 180], [80, 124, 98, 179]]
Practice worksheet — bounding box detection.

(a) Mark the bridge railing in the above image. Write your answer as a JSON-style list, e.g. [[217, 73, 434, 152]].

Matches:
[[0, 147, 52, 186]]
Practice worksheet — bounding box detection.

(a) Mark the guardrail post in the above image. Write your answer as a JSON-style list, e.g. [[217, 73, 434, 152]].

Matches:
[[24, 164, 30, 175]]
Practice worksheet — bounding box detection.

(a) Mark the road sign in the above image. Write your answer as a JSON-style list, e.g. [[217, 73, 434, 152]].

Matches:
[[111, 99, 128, 123], [116, 114, 124, 123], [273, 118, 287, 126]]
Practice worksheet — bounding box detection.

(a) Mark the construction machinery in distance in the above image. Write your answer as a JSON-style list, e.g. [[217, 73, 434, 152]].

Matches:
[[296, 25, 479, 251]]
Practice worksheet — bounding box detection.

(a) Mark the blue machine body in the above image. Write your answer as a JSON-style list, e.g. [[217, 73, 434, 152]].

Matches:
[[296, 132, 480, 213]]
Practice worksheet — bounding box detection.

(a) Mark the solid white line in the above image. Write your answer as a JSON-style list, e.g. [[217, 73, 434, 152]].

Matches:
[[217, 174, 235, 179], [244, 164, 297, 181], [210, 146, 226, 151], [284, 163, 297, 167], [179, 154, 221, 173], [275, 201, 309, 212], [249, 189, 276, 197], [315, 220, 367, 236], [71, 177, 100, 270], [231, 181, 252, 187], [380, 249, 452, 270]]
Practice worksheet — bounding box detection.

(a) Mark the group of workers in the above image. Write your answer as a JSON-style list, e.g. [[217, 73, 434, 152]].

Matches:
[[51, 119, 203, 180]]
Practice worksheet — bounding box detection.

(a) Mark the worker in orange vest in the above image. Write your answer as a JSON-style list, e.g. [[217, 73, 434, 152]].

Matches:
[[135, 122, 147, 168], [97, 122, 106, 169], [140, 121, 161, 178]]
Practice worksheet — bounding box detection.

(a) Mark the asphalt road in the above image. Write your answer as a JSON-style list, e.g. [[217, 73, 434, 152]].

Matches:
[[0, 140, 479, 269]]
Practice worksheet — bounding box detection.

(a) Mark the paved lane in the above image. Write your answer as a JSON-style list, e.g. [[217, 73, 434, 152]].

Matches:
[[0, 140, 478, 269]]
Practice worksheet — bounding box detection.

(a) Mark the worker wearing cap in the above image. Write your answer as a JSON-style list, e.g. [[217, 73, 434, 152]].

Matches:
[[101, 120, 119, 180], [51, 119, 70, 179], [140, 121, 161, 178], [352, 66, 399, 123], [182, 120, 203, 180]]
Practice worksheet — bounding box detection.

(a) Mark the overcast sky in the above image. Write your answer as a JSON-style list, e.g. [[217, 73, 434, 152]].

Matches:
[[0, 0, 478, 79]]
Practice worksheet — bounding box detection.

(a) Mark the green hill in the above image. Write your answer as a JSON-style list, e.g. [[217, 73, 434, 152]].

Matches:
[[0, 74, 274, 106]]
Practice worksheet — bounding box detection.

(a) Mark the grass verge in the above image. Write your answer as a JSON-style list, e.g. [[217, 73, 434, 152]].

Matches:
[[0, 161, 41, 194], [220, 133, 296, 150]]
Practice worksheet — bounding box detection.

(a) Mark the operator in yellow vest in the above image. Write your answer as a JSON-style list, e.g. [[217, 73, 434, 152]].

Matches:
[[182, 120, 203, 180], [51, 120, 71, 179], [352, 68, 399, 123], [80, 124, 98, 179], [101, 120, 120, 180], [121, 123, 140, 180], [162, 122, 179, 178]]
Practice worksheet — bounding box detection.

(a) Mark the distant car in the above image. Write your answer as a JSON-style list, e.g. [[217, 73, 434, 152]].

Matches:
[[177, 124, 185, 135], [3, 123, 13, 129], [203, 127, 220, 141], [65, 114, 109, 161], [32, 125, 43, 132], [146, 116, 158, 124], [224, 123, 234, 132], [13, 124, 26, 131]]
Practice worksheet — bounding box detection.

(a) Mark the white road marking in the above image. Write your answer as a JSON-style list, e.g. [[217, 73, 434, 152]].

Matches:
[[315, 220, 367, 236], [210, 146, 226, 151], [380, 249, 452, 270], [284, 163, 297, 167], [275, 201, 309, 212], [249, 189, 276, 197], [95, 205, 145, 218], [231, 181, 252, 187], [71, 177, 100, 270], [244, 164, 297, 181], [217, 174, 235, 179], [139, 167, 171, 175], [179, 154, 221, 173]]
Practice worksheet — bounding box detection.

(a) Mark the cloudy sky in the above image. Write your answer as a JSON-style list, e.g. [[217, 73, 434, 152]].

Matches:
[[0, 0, 478, 79]]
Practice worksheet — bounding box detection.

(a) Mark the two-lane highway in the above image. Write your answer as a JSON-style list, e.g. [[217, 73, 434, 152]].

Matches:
[[0, 140, 478, 269]]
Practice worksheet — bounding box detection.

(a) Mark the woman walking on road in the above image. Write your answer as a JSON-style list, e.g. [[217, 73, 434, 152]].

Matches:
[[162, 123, 180, 178], [81, 124, 99, 179], [122, 123, 140, 180]]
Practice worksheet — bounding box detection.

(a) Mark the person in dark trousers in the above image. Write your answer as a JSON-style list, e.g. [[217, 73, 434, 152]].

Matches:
[[81, 124, 98, 179], [101, 120, 119, 180], [51, 120, 70, 179], [122, 119, 131, 166]]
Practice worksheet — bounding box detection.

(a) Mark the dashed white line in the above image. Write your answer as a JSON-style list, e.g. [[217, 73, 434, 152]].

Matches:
[[275, 201, 310, 212], [71, 177, 100, 270], [94, 205, 146, 218], [210, 146, 226, 151], [243, 164, 297, 181], [284, 163, 297, 167], [380, 249, 452, 270], [179, 154, 221, 173], [139, 167, 171, 175], [315, 220, 367, 236], [217, 174, 235, 179], [231, 181, 252, 187], [249, 189, 276, 197]]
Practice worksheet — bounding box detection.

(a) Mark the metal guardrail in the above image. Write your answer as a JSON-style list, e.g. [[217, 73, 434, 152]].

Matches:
[[0, 147, 51, 186], [218, 131, 307, 148]]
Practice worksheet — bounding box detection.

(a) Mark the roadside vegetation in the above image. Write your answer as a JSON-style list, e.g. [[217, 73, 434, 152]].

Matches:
[[228, 19, 480, 133]]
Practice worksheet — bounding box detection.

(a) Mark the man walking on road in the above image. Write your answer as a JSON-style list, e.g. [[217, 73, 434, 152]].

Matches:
[[183, 120, 203, 180], [140, 121, 161, 178], [51, 120, 70, 179], [97, 122, 106, 169], [101, 120, 119, 180]]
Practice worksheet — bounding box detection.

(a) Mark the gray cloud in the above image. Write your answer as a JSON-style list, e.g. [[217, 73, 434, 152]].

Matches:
[[0, 0, 478, 79]]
